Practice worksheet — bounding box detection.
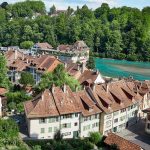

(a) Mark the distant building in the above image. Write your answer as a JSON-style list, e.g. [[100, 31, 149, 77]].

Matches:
[[57, 41, 90, 63], [31, 42, 53, 55], [5, 50, 62, 84], [50, 10, 67, 17], [104, 133, 143, 150]]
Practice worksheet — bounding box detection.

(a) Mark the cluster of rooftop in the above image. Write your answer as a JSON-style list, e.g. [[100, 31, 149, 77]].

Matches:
[[24, 79, 150, 139]]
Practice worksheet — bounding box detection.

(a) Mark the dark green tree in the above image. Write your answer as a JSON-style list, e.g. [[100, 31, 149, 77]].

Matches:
[[87, 56, 95, 69], [20, 41, 34, 49], [19, 72, 35, 87], [0, 54, 10, 89]]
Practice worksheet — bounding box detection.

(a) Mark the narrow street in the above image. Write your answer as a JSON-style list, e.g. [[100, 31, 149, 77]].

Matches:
[[117, 119, 150, 150]]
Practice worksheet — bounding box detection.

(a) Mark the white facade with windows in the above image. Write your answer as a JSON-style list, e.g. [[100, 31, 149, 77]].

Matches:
[[27, 113, 100, 139], [101, 103, 139, 135], [80, 114, 100, 137]]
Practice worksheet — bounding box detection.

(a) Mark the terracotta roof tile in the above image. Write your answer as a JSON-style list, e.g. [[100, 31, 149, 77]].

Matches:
[[24, 89, 59, 118], [104, 133, 142, 150], [0, 88, 7, 95]]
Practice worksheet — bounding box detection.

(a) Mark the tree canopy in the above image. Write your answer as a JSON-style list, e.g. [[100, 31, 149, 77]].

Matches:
[[19, 72, 35, 87], [0, 54, 10, 89], [36, 64, 81, 92], [0, 1, 150, 61]]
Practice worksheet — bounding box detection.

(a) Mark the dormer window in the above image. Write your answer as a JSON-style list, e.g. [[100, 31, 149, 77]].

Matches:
[[39, 118, 46, 124]]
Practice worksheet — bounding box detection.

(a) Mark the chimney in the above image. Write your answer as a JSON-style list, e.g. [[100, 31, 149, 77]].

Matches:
[[75, 85, 78, 92], [14, 50, 18, 60], [96, 69, 99, 75], [81, 63, 85, 73], [106, 83, 109, 93], [64, 62, 67, 68], [42, 93, 44, 101], [26, 59, 29, 63], [92, 83, 96, 91], [77, 64, 80, 71], [63, 84, 66, 93]]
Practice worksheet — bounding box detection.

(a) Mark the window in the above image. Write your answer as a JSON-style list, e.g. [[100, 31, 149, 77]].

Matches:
[[62, 114, 72, 119], [75, 113, 78, 117], [41, 128, 45, 133], [39, 118, 46, 124], [128, 107, 130, 111], [114, 118, 118, 123], [62, 132, 71, 136], [92, 122, 99, 128], [106, 114, 112, 119], [95, 114, 99, 119], [114, 111, 119, 116], [83, 125, 90, 131], [121, 108, 126, 113], [61, 123, 71, 128], [49, 117, 59, 123], [147, 123, 150, 129], [120, 116, 126, 121], [74, 122, 78, 126], [54, 127, 58, 132], [48, 127, 52, 133]]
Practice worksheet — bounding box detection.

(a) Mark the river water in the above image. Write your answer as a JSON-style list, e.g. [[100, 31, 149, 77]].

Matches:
[[95, 58, 150, 80]]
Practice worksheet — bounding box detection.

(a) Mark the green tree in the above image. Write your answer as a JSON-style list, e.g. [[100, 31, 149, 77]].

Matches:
[[89, 132, 103, 145], [87, 57, 95, 69], [36, 64, 81, 92], [49, 5, 56, 15], [19, 72, 35, 87], [0, 54, 10, 89], [20, 41, 34, 49]]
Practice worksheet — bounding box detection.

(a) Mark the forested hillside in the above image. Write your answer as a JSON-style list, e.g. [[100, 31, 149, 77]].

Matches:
[[0, 1, 150, 61]]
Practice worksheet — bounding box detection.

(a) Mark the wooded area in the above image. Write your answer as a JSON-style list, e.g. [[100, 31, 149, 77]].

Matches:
[[0, 1, 150, 61]]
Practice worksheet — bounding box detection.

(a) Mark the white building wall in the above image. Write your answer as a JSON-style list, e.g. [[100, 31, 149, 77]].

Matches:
[[80, 114, 100, 138], [94, 74, 105, 84], [60, 113, 80, 139], [103, 113, 113, 135], [103, 103, 139, 135], [29, 117, 60, 139]]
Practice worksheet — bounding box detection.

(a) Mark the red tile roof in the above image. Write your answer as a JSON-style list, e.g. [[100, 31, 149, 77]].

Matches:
[[0, 88, 7, 95], [36, 42, 53, 50], [104, 133, 142, 150], [24, 89, 59, 118]]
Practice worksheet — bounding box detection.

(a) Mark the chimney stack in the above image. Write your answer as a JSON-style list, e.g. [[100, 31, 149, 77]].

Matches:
[[106, 83, 109, 93], [96, 69, 99, 75], [92, 83, 96, 91], [77, 64, 80, 71], [64, 62, 67, 68], [81, 62, 86, 73], [63, 84, 66, 93], [14, 50, 18, 60]]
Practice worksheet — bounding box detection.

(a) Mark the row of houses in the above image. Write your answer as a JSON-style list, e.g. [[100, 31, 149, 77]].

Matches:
[[24, 79, 150, 139], [5, 49, 104, 85], [31, 41, 90, 63]]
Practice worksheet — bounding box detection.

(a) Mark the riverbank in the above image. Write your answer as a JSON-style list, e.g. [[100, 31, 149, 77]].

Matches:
[[95, 58, 150, 81], [90, 52, 149, 62]]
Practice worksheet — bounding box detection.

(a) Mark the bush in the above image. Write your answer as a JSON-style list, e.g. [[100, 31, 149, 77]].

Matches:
[[89, 132, 103, 145]]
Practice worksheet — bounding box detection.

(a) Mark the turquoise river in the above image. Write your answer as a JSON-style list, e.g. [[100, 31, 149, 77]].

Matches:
[[95, 58, 150, 80]]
